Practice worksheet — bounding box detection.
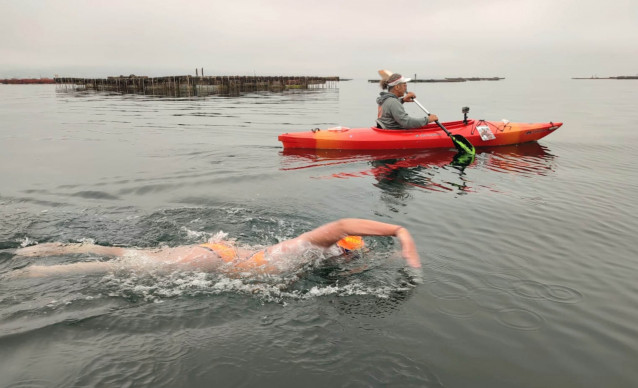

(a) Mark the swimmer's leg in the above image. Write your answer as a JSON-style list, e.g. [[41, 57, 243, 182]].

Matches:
[[15, 243, 128, 258], [12, 261, 114, 278]]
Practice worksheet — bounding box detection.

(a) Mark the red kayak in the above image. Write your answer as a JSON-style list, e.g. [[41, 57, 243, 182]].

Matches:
[[278, 119, 562, 150]]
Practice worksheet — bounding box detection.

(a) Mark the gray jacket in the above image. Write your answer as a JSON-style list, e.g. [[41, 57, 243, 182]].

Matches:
[[376, 92, 428, 129]]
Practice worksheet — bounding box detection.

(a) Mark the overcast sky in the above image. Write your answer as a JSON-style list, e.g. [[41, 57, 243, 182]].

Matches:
[[1, 0, 637, 79]]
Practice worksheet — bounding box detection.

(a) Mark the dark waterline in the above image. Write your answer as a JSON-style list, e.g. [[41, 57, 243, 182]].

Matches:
[[1, 79, 637, 387]]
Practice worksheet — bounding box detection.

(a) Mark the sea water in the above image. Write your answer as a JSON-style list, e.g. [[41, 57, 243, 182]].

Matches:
[[0, 78, 637, 387]]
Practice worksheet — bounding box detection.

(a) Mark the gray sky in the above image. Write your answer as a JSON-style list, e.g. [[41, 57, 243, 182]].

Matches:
[[1, 0, 637, 79]]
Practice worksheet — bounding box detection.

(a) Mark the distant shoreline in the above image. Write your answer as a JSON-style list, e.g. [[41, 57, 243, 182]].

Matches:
[[572, 75, 638, 80], [368, 77, 504, 83], [4, 75, 637, 84]]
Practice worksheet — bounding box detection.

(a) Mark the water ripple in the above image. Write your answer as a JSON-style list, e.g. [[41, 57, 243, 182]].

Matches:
[[470, 287, 515, 311], [346, 351, 443, 388], [544, 285, 583, 304], [434, 295, 478, 319], [4, 379, 50, 388], [496, 308, 545, 331]]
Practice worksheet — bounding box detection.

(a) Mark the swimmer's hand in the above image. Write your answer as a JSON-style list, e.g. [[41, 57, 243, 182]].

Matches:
[[396, 227, 421, 268]]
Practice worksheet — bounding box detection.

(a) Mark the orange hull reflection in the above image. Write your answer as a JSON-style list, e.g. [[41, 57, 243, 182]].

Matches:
[[281, 142, 556, 194]]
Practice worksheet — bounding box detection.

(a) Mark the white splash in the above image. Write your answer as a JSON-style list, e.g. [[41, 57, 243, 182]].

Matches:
[[20, 237, 37, 247], [180, 226, 211, 241]]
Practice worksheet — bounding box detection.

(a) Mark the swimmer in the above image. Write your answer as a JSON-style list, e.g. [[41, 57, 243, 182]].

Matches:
[[11, 218, 420, 278]]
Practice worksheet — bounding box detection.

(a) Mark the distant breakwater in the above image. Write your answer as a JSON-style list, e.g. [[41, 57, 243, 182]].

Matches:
[[54, 75, 340, 96], [572, 75, 638, 80], [368, 77, 504, 83]]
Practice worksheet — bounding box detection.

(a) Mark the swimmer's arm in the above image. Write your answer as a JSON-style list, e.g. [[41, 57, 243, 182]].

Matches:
[[299, 218, 421, 268]]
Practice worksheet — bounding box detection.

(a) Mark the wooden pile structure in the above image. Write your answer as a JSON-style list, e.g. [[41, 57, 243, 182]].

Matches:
[[54, 75, 340, 96], [1, 78, 55, 84]]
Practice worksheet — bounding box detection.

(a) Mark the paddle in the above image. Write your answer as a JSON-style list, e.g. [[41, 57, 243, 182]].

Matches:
[[413, 99, 475, 155], [378, 69, 393, 81]]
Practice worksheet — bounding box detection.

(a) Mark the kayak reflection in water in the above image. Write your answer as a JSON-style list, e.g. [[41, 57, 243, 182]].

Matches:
[[12, 218, 420, 278]]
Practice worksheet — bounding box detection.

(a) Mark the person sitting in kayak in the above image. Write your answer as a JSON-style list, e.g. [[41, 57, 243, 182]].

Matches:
[[376, 73, 439, 129], [11, 218, 420, 277]]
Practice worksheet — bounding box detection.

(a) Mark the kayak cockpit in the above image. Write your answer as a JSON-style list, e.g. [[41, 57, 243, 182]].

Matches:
[[372, 119, 475, 133]]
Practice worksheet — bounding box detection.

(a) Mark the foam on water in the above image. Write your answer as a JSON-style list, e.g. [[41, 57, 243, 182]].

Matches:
[[95, 245, 419, 304], [3, 236, 418, 306], [19, 237, 37, 248], [0, 240, 420, 340]]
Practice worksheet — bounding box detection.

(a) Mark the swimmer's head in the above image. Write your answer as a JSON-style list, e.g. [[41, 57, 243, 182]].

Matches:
[[337, 236, 364, 254]]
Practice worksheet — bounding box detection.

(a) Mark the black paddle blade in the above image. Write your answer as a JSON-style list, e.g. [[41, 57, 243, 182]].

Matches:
[[451, 135, 476, 155]]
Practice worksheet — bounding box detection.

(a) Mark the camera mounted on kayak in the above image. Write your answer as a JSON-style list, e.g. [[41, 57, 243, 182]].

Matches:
[[462, 107, 470, 125]]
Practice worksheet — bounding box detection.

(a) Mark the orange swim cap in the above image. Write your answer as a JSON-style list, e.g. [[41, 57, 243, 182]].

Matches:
[[337, 236, 364, 252]]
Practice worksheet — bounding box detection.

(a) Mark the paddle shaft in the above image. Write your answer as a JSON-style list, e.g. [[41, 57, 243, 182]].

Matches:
[[412, 99, 452, 136]]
